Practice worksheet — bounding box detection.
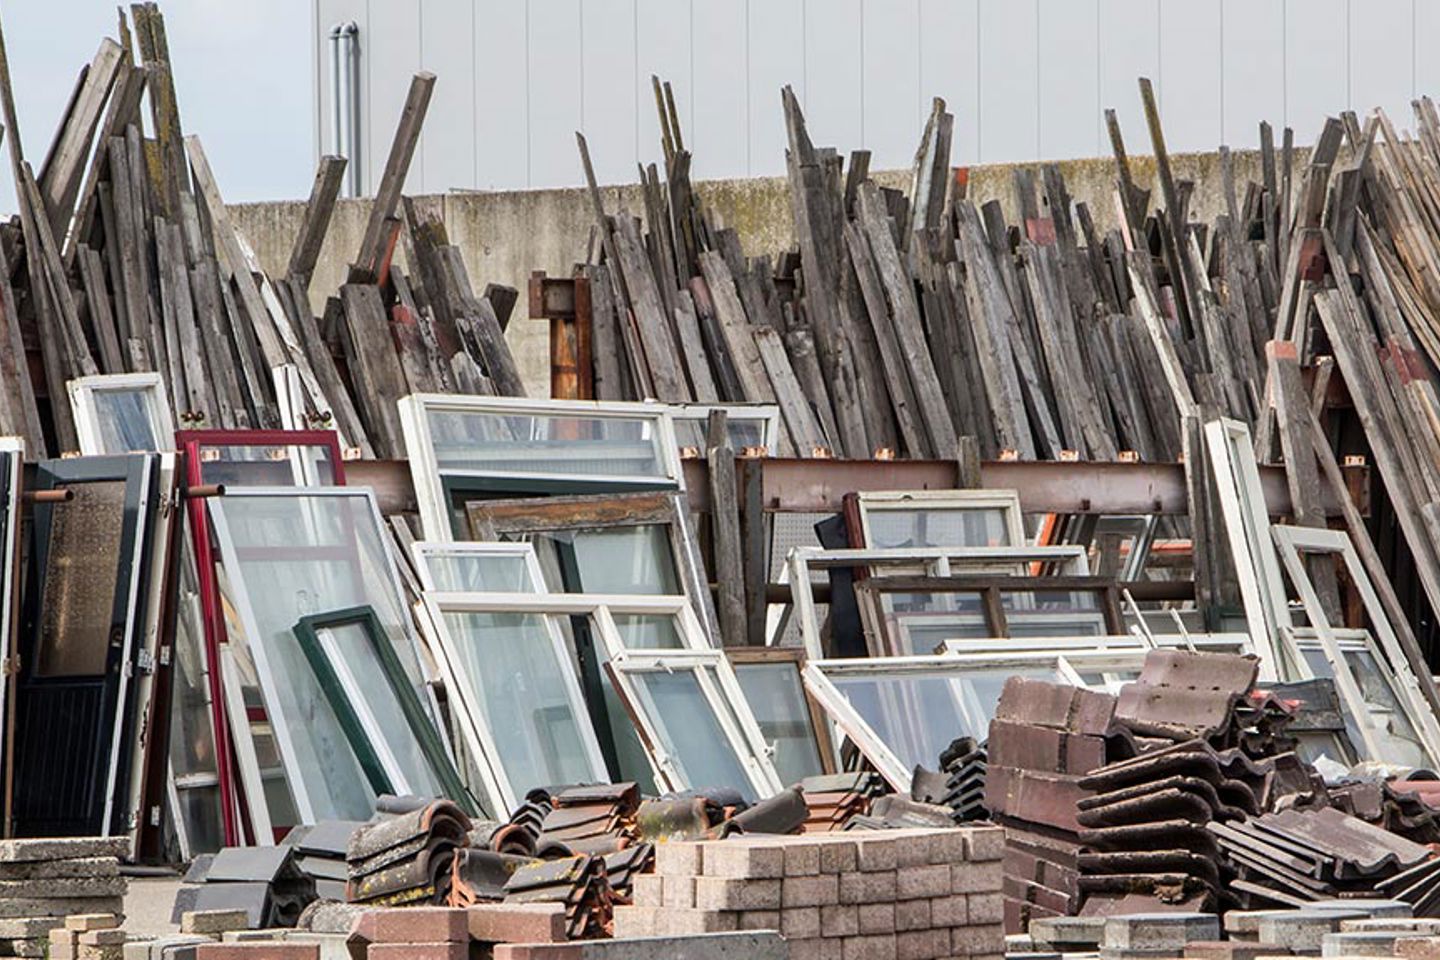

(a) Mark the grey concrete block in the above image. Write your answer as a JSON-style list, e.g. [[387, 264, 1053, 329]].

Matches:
[[1225, 912, 1294, 937], [0, 839, 126, 864], [695, 877, 781, 912], [784, 844, 821, 878], [631, 874, 664, 907], [655, 843, 703, 878], [1321, 932, 1420, 957], [571, 931, 789, 960], [819, 839, 858, 875], [896, 864, 950, 900], [1104, 913, 1221, 951], [1257, 912, 1366, 953], [1029, 915, 1106, 948], [704, 841, 784, 880], [0, 919, 64, 940], [1340, 920, 1440, 935], [1305, 901, 1413, 920], [0, 898, 124, 920], [839, 871, 897, 905]]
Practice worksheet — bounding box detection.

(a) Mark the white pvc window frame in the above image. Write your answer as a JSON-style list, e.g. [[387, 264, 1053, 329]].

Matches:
[[411, 541, 548, 593], [209, 487, 442, 824], [0, 438, 20, 804], [398, 394, 685, 541], [669, 403, 781, 454], [68, 372, 177, 456], [1205, 418, 1292, 679], [608, 647, 785, 799], [802, 653, 1087, 792], [855, 489, 1027, 549], [785, 544, 1092, 659], [1272, 525, 1440, 765]]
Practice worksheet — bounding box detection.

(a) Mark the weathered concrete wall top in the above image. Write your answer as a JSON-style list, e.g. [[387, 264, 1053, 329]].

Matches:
[[227, 148, 1294, 394]]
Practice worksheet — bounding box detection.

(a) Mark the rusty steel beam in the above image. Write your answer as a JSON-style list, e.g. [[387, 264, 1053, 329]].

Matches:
[[347, 456, 1368, 520]]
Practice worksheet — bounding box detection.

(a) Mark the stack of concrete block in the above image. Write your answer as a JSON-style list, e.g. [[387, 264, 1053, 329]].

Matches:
[[492, 931, 787, 960], [348, 906, 469, 960], [1098, 913, 1219, 960], [0, 836, 128, 957], [194, 943, 319, 960], [48, 913, 130, 960], [615, 827, 1004, 960]]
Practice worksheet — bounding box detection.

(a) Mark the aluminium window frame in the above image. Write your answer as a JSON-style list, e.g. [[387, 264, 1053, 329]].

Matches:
[[69, 372, 177, 456], [669, 403, 781, 455], [785, 544, 1092, 660], [293, 604, 474, 812], [208, 486, 439, 825], [606, 647, 784, 799], [465, 490, 719, 647], [723, 646, 836, 778], [417, 591, 634, 814], [802, 653, 1088, 792], [398, 394, 685, 541], [1205, 418, 1293, 679], [853, 489, 1027, 550], [1271, 525, 1440, 765]]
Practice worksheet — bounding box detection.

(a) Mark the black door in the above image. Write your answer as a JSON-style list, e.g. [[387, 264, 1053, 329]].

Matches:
[[13, 455, 156, 837]]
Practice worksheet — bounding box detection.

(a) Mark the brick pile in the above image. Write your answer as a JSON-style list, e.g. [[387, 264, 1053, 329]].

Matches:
[[614, 827, 1005, 960], [0, 837, 128, 958]]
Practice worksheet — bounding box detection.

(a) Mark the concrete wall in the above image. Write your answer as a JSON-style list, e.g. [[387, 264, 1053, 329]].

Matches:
[[228, 147, 1284, 394]]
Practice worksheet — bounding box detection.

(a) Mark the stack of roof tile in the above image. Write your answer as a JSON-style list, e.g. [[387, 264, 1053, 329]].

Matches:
[[501, 854, 614, 939], [984, 676, 1118, 933], [534, 784, 641, 858], [173, 845, 316, 928], [283, 821, 363, 901], [797, 773, 886, 832], [346, 799, 471, 907], [1333, 778, 1440, 846]]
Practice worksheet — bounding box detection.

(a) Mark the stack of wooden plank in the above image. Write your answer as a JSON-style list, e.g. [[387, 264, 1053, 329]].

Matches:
[[0, 4, 523, 461]]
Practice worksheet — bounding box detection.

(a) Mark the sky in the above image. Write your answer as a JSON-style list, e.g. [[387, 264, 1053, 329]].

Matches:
[[0, 0, 313, 214]]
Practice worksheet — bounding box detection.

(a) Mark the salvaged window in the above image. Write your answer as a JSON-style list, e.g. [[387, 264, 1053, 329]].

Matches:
[[724, 648, 833, 784], [69, 373, 176, 456], [852, 490, 1025, 550], [669, 403, 780, 454], [399, 395, 683, 539]]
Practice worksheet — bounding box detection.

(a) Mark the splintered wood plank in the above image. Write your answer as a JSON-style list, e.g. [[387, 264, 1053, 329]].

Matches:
[[287, 155, 347, 291], [754, 325, 826, 455], [189, 258, 242, 428], [440, 246, 526, 397], [614, 217, 689, 402], [783, 326, 841, 453], [673, 290, 718, 403], [76, 246, 124, 375], [856, 183, 957, 459], [340, 283, 410, 457], [20, 162, 96, 377], [0, 235, 44, 453], [697, 251, 775, 404], [38, 38, 123, 242], [587, 263, 628, 401], [706, 411, 747, 647], [353, 72, 435, 280], [65, 62, 145, 268]]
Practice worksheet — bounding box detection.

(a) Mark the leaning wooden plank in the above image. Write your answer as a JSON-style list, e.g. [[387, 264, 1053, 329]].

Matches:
[[131, 2, 190, 227], [0, 233, 44, 454], [706, 412, 748, 647], [440, 246, 527, 397], [783, 326, 842, 454], [856, 183, 957, 458], [274, 276, 372, 453], [76, 246, 125, 375], [153, 217, 189, 415], [339, 284, 410, 457], [587, 263, 628, 401], [613, 218, 689, 402], [189, 258, 241, 428], [64, 62, 146, 268], [754, 326, 827, 455], [697, 251, 776, 404], [1138, 77, 1203, 334], [1127, 253, 1198, 419], [186, 135, 289, 369], [38, 38, 123, 242], [20, 162, 96, 377], [673, 290, 719, 403], [352, 73, 435, 281], [286, 155, 347, 292]]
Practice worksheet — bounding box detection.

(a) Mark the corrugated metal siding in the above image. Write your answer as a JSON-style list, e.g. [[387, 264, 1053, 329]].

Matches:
[[314, 0, 1430, 194]]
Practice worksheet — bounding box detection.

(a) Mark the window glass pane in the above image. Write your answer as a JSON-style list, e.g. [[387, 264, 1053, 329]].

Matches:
[[425, 408, 669, 480], [830, 666, 1064, 771], [92, 390, 159, 453], [440, 611, 595, 791], [38, 480, 126, 677], [1300, 646, 1427, 769], [533, 526, 683, 647], [866, 507, 1014, 549], [212, 493, 431, 822], [1002, 589, 1107, 638], [195, 444, 336, 487], [630, 668, 755, 800], [671, 417, 769, 453], [733, 662, 825, 784], [422, 554, 538, 592], [313, 620, 450, 799]]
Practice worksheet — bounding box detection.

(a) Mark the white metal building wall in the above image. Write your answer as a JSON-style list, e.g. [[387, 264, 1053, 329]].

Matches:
[[312, 0, 1438, 196]]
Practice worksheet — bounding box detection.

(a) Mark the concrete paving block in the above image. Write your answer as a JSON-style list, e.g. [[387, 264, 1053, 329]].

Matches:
[[951, 862, 1002, 895], [655, 909, 739, 937], [355, 908, 469, 944], [1321, 932, 1421, 957], [655, 843, 702, 878], [736, 910, 781, 932], [631, 875, 664, 907], [66, 915, 122, 933], [1099, 948, 1187, 960], [1104, 914, 1220, 951], [467, 904, 568, 945], [858, 903, 896, 936], [0, 938, 47, 958], [897, 865, 950, 900], [180, 910, 249, 936], [122, 943, 151, 960], [840, 871, 897, 905], [926, 832, 968, 867], [1257, 912, 1363, 954], [1028, 915, 1106, 949], [611, 907, 657, 941], [0, 899, 124, 920], [962, 829, 1005, 862], [664, 876, 696, 909], [895, 899, 931, 932], [842, 933, 898, 960], [704, 841, 784, 880], [897, 929, 950, 960], [966, 894, 1003, 925], [695, 877, 782, 912], [1340, 920, 1440, 935], [820, 839, 859, 875], [822, 904, 860, 937], [787, 937, 823, 960], [0, 859, 121, 881], [80, 930, 128, 946], [1306, 901, 1412, 920], [1183, 940, 1290, 960], [930, 895, 968, 929], [1395, 937, 1440, 960], [367, 945, 466, 960], [1226, 912, 1294, 940], [500, 932, 789, 960], [0, 839, 127, 864], [781, 907, 821, 940], [0, 919, 64, 942], [784, 844, 821, 877], [951, 923, 1005, 956], [855, 837, 899, 873], [782, 875, 839, 908]]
